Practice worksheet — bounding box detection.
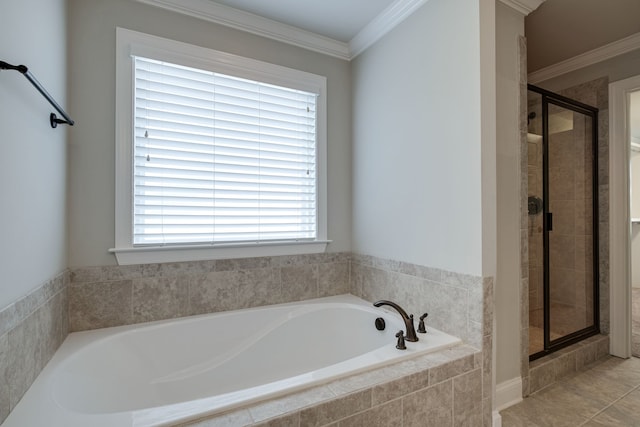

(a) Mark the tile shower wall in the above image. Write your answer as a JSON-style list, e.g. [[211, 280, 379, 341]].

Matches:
[[0, 271, 69, 424], [69, 253, 350, 331], [527, 94, 543, 333], [519, 35, 531, 396]]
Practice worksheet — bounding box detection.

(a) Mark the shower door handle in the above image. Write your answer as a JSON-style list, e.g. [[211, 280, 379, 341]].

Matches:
[[546, 212, 553, 231]]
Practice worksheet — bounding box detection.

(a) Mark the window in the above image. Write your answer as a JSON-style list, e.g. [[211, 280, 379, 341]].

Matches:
[[113, 28, 328, 265]]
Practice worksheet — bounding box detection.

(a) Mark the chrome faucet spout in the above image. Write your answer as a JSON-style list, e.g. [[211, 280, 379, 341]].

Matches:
[[373, 300, 418, 342]]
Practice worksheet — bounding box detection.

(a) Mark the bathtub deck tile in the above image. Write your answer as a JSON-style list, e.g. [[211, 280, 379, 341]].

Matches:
[[412, 350, 453, 370], [248, 386, 335, 424], [251, 412, 300, 427], [179, 409, 254, 427], [299, 389, 372, 427], [327, 367, 391, 396], [371, 366, 431, 406], [429, 347, 477, 385]]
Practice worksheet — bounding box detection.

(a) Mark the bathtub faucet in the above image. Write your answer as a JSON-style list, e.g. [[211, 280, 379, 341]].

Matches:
[[373, 300, 419, 342]]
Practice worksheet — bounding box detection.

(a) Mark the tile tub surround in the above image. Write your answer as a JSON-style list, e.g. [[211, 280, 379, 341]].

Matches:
[[0, 270, 70, 425], [350, 253, 492, 352], [69, 252, 492, 350], [349, 253, 494, 426], [69, 253, 350, 331], [67, 252, 493, 425], [180, 345, 483, 427]]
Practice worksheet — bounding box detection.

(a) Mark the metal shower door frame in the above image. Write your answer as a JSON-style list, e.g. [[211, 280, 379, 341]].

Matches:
[[529, 84, 600, 361]]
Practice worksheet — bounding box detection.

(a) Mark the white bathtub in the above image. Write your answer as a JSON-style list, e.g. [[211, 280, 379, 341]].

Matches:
[[4, 294, 461, 427]]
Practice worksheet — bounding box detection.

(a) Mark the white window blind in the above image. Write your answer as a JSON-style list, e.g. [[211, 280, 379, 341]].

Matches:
[[133, 56, 318, 246]]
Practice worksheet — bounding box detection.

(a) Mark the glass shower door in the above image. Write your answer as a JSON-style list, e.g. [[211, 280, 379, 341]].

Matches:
[[528, 85, 599, 359], [546, 101, 597, 344]]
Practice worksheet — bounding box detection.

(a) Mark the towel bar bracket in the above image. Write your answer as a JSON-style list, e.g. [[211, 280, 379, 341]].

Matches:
[[50, 113, 71, 128]]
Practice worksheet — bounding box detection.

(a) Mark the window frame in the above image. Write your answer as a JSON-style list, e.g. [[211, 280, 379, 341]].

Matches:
[[112, 28, 328, 265]]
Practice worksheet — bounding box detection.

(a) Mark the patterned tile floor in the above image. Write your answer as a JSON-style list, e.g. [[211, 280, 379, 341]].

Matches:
[[500, 356, 640, 426]]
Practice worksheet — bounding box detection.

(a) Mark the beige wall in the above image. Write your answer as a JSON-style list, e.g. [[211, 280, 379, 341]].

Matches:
[[67, 0, 352, 267], [0, 0, 68, 309]]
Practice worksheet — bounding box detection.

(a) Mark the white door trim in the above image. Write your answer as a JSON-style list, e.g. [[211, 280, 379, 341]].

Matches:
[[609, 75, 640, 357]]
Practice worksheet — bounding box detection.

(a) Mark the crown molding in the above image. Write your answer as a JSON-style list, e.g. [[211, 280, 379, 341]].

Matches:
[[349, 0, 428, 58], [135, 0, 351, 60], [498, 0, 545, 15], [528, 31, 640, 84], [136, 0, 427, 61]]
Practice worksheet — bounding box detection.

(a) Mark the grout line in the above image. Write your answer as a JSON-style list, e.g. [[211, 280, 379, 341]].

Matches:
[[579, 383, 640, 425]]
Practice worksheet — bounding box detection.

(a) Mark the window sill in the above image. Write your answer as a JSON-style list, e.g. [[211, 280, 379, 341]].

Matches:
[[109, 240, 332, 265]]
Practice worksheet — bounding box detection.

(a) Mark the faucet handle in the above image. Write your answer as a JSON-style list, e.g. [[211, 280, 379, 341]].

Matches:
[[418, 313, 428, 333], [395, 330, 406, 350]]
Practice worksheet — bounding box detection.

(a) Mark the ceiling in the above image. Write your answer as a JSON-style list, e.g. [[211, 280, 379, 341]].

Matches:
[[525, 0, 640, 142], [138, 0, 424, 59], [208, 0, 395, 43], [525, 0, 640, 72], [143, 0, 640, 138]]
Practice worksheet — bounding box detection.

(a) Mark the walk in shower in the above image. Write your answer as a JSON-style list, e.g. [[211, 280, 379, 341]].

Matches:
[[527, 84, 600, 360]]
